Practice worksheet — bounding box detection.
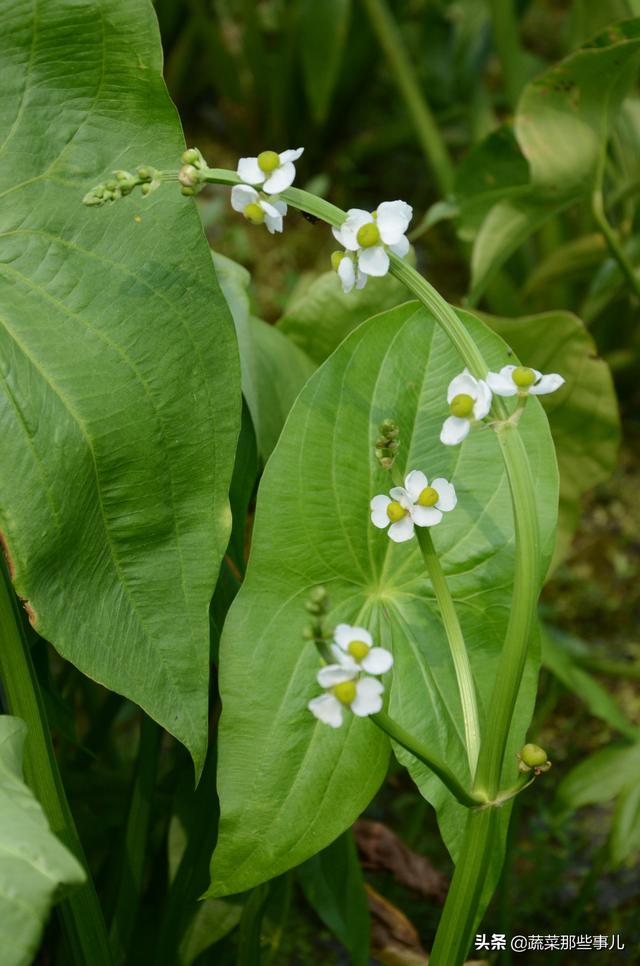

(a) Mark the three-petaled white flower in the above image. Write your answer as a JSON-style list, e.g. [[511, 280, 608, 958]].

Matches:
[[308, 664, 384, 728], [230, 185, 288, 234], [370, 470, 457, 543], [440, 369, 492, 446], [332, 201, 413, 286], [486, 365, 565, 397], [237, 148, 304, 194], [331, 251, 368, 295], [331, 624, 394, 675]]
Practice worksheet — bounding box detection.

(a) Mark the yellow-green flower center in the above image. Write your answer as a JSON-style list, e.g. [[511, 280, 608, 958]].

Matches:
[[512, 366, 536, 388], [331, 250, 345, 271], [348, 640, 370, 661], [332, 680, 357, 705], [257, 150, 280, 173], [356, 222, 381, 248], [450, 393, 474, 418], [386, 500, 406, 523], [417, 486, 439, 507], [244, 202, 265, 225]]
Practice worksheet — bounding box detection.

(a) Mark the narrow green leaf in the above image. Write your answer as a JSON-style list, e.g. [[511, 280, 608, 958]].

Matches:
[[299, 0, 351, 122], [557, 743, 640, 812], [481, 310, 620, 569], [210, 302, 557, 897], [0, 716, 85, 966], [0, 0, 240, 773], [610, 778, 640, 866]]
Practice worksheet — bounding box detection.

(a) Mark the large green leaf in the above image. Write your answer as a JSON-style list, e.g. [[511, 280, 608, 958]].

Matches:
[[0, 716, 85, 966], [210, 302, 557, 897], [0, 0, 240, 772], [468, 19, 640, 300], [482, 311, 619, 569]]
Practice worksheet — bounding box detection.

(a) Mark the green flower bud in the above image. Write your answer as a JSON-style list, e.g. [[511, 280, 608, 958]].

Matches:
[[356, 222, 381, 248], [386, 501, 406, 523], [105, 179, 118, 192], [417, 486, 439, 507], [331, 250, 345, 271], [179, 164, 199, 188], [379, 419, 400, 440], [450, 393, 474, 418], [180, 185, 196, 197], [512, 366, 536, 388], [518, 743, 551, 773], [182, 148, 202, 166], [332, 680, 357, 705], [258, 150, 280, 173], [137, 166, 154, 182]]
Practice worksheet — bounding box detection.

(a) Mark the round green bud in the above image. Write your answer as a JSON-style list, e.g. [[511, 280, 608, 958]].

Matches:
[[180, 185, 195, 196], [356, 222, 381, 248], [182, 148, 201, 165], [105, 179, 118, 191], [450, 393, 474, 418], [417, 486, 439, 507], [512, 366, 536, 388], [386, 500, 406, 523], [137, 166, 153, 181], [348, 640, 370, 661], [179, 164, 198, 188], [141, 182, 153, 195], [332, 680, 357, 705], [520, 743, 548, 768], [258, 150, 280, 173], [331, 250, 345, 271], [244, 202, 265, 225]]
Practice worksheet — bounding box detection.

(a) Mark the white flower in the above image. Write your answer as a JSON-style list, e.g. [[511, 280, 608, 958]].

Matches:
[[440, 369, 492, 446], [236, 147, 304, 194], [230, 184, 287, 234], [332, 200, 412, 281], [331, 251, 368, 294], [370, 470, 457, 542], [308, 664, 384, 728], [486, 365, 565, 397], [330, 624, 393, 674]]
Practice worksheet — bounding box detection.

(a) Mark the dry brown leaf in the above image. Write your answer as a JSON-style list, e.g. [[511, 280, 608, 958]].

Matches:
[[366, 883, 429, 965], [355, 820, 448, 902]]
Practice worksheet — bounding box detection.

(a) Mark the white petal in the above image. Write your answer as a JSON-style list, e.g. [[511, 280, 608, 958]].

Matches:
[[317, 664, 357, 688], [264, 210, 284, 233], [271, 199, 288, 216], [473, 380, 493, 419], [279, 147, 304, 164], [530, 373, 565, 395], [308, 694, 343, 728], [358, 245, 389, 277], [351, 677, 384, 716], [260, 199, 280, 218], [347, 626, 373, 648], [411, 505, 442, 527], [339, 210, 373, 251], [263, 161, 296, 194], [447, 370, 478, 403], [356, 269, 368, 289], [330, 644, 358, 668], [431, 478, 457, 512], [388, 235, 410, 257], [338, 256, 355, 294], [376, 200, 413, 244], [370, 494, 391, 528], [388, 516, 415, 542], [486, 371, 517, 396], [237, 157, 264, 185], [230, 184, 258, 212], [389, 486, 412, 510], [404, 470, 429, 502], [440, 416, 471, 446], [362, 647, 393, 675], [334, 623, 355, 648]]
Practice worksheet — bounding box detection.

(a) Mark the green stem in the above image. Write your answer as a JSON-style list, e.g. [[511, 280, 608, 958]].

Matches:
[[573, 654, 640, 681], [359, 0, 454, 195], [0, 563, 113, 965], [488, 0, 526, 108], [109, 714, 160, 964], [592, 189, 640, 300], [372, 710, 483, 809], [416, 529, 480, 777]]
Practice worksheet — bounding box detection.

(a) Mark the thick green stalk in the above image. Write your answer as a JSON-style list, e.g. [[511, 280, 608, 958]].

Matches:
[[109, 714, 160, 964], [592, 188, 640, 300], [488, 0, 526, 108], [416, 529, 480, 776], [357, 0, 454, 195], [372, 710, 483, 809], [0, 562, 113, 965]]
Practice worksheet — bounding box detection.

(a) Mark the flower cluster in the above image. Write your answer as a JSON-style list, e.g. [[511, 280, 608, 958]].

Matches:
[[82, 166, 162, 206], [331, 201, 413, 293], [308, 624, 393, 728], [371, 470, 456, 543], [231, 148, 303, 234]]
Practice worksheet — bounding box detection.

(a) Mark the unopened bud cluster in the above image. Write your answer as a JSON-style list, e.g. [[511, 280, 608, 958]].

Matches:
[[82, 167, 162, 206], [517, 743, 552, 775], [375, 419, 400, 470], [302, 586, 330, 643], [178, 147, 208, 196]]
